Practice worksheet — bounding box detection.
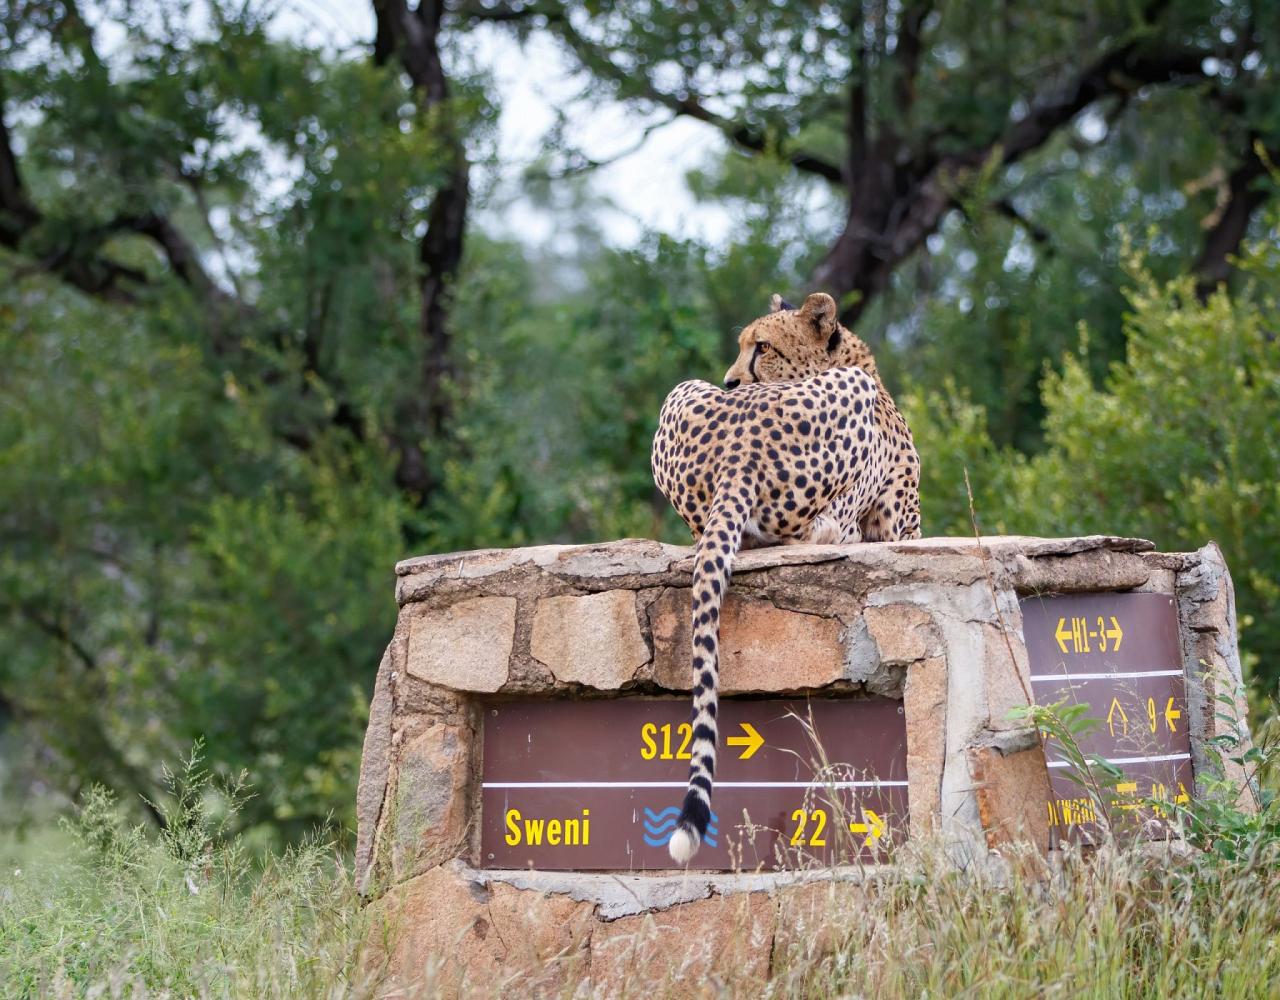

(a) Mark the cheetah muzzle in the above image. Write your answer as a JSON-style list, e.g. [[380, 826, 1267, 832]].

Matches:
[[650, 291, 921, 863]]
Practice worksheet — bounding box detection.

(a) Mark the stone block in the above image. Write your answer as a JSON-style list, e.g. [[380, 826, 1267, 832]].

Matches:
[[903, 655, 947, 836], [772, 878, 871, 968], [370, 863, 592, 999], [864, 603, 938, 665], [359, 534, 1250, 987], [405, 596, 516, 693], [391, 724, 474, 879], [982, 621, 1034, 730], [355, 645, 394, 893], [967, 744, 1051, 852], [530, 590, 650, 689], [589, 890, 775, 997], [650, 589, 845, 692]]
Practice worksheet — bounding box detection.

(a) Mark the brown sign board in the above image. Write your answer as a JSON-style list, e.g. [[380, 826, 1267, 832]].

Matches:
[[1020, 592, 1191, 843], [480, 698, 908, 871]]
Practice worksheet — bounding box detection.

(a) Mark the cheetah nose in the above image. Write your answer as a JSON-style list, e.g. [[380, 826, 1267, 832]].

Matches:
[[724, 378, 741, 390]]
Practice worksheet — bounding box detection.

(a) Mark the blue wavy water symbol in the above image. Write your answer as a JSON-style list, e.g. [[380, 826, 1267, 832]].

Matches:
[[642, 806, 718, 848]]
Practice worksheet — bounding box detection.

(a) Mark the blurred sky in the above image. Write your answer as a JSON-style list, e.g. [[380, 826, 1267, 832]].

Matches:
[[277, 0, 734, 248]]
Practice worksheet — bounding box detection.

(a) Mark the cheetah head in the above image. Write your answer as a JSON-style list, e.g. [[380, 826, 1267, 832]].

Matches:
[[723, 292, 877, 388]]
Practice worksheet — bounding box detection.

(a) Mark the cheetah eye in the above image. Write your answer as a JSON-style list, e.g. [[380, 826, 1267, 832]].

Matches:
[[757, 342, 771, 353]]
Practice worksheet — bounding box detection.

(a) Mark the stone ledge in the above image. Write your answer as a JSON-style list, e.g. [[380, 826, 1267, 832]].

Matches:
[[454, 859, 894, 921], [396, 533, 1156, 578]]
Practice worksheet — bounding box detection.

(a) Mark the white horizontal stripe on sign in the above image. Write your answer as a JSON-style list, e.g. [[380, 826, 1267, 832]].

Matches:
[[482, 780, 910, 790], [1046, 752, 1191, 769], [1030, 670, 1184, 682]]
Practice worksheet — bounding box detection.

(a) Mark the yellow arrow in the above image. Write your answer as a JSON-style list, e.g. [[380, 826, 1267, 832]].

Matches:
[[1107, 697, 1129, 738], [1175, 782, 1190, 805], [1105, 616, 1123, 651], [1054, 617, 1072, 654], [726, 722, 765, 760], [1164, 697, 1181, 733], [849, 810, 886, 847], [1113, 781, 1140, 810]]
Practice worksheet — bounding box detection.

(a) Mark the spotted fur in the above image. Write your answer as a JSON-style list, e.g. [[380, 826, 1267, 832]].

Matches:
[[650, 292, 921, 863], [724, 293, 922, 542]]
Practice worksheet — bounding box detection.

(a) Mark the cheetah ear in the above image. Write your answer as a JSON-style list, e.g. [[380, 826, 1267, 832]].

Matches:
[[799, 292, 838, 340], [769, 294, 796, 313]]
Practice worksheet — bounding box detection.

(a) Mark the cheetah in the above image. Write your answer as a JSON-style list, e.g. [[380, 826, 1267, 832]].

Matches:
[[650, 291, 921, 863], [724, 293, 921, 542]]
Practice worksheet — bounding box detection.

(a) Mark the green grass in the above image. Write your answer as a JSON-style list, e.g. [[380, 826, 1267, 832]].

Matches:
[[0, 752, 384, 998], [1, 711, 1277, 998]]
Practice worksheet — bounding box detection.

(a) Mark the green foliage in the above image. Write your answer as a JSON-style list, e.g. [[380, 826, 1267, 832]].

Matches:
[[899, 381, 1021, 535], [909, 228, 1280, 693], [1013, 694, 1280, 868], [0, 259, 405, 835], [886, 88, 1231, 450], [1173, 687, 1280, 861], [1009, 699, 1128, 834], [0, 753, 377, 996]]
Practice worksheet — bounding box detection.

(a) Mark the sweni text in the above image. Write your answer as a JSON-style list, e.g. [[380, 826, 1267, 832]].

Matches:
[[504, 807, 591, 846]]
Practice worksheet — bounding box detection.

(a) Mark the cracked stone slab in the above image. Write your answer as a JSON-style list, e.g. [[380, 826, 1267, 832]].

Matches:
[[396, 538, 681, 580], [455, 860, 893, 920]]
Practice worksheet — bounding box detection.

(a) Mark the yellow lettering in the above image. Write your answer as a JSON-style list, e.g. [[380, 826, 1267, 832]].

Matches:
[[661, 723, 673, 759], [810, 809, 828, 847], [676, 722, 693, 760], [788, 808, 831, 847], [640, 723, 658, 760], [790, 808, 807, 846], [503, 808, 590, 848], [1051, 797, 1102, 826]]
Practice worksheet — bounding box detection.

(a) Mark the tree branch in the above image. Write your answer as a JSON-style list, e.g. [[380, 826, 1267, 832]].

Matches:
[[988, 47, 1207, 170], [451, 0, 546, 23], [373, 0, 471, 499], [893, 0, 933, 116], [531, 115, 678, 179], [992, 197, 1052, 246], [1, 78, 239, 311], [539, 6, 844, 183], [1194, 139, 1277, 299], [814, 27, 1214, 321], [12, 602, 98, 673], [847, 6, 868, 179]]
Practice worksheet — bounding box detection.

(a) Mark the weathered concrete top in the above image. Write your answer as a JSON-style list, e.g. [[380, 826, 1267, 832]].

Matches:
[[394, 534, 1169, 603]]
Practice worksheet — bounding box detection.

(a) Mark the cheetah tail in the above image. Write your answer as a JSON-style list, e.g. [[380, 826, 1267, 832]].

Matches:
[[668, 489, 750, 865]]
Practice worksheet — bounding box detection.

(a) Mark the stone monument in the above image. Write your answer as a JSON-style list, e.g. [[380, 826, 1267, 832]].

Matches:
[[355, 535, 1251, 995]]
